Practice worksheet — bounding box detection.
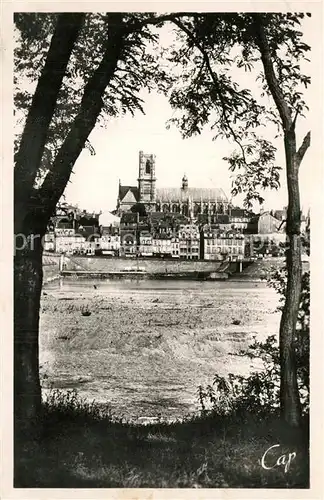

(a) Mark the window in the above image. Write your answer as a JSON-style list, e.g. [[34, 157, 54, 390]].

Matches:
[[145, 159, 151, 174]]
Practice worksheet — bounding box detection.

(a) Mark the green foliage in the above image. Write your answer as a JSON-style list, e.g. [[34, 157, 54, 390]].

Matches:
[[268, 268, 310, 394], [301, 213, 310, 256], [198, 268, 310, 417], [14, 13, 172, 182], [226, 136, 281, 207], [167, 13, 311, 207], [43, 388, 113, 423]]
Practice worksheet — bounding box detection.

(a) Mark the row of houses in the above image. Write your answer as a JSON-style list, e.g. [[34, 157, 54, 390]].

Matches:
[[44, 202, 309, 261], [44, 225, 246, 261]]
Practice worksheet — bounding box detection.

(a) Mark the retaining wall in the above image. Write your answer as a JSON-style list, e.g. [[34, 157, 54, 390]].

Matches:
[[42, 254, 60, 282], [64, 256, 223, 274]]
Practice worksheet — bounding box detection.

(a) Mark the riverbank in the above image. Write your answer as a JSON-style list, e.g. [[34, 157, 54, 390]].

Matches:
[[43, 254, 278, 284], [229, 256, 309, 281], [60, 269, 230, 280], [40, 279, 280, 422]]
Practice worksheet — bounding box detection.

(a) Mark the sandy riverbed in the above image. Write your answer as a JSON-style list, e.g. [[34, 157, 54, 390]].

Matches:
[[39, 279, 280, 422]]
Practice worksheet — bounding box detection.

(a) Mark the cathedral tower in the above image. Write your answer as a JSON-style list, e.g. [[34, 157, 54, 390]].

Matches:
[[138, 151, 156, 210]]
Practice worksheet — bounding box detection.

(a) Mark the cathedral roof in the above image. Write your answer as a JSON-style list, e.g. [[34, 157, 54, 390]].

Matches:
[[156, 187, 227, 203], [119, 185, 139, 202]]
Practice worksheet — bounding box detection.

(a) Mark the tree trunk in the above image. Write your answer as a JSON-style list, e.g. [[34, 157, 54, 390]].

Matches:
[[252, 14, 305, 428], [279, 128, 302, 427], [14, 15, 126, 440], [14, 200, 47, 439]]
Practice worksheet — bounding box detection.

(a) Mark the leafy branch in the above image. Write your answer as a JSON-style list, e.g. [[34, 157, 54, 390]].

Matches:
[[171, 16, 249, 164]]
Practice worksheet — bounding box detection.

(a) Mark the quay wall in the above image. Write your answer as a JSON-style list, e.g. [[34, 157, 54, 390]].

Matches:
[[63, 256, 224, 274], [42, 254, 60, 282]]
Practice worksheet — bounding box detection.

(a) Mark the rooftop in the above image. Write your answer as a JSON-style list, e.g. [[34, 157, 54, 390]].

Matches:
[[156, 187, 228, 203]]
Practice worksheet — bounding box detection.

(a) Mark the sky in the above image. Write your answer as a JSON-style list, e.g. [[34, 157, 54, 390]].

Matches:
[[27, 14, 318, 215], [63, 87, 314, 215]]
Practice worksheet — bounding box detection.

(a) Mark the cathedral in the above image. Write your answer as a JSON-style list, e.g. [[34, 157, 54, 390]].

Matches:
[[116, 151, 229, 217]]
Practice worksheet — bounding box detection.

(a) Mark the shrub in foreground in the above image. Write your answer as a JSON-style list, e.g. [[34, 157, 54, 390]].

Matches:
[[198, 269, 309, 421]]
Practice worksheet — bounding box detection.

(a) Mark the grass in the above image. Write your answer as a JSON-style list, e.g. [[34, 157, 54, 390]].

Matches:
[[15, 390, 309, 488]]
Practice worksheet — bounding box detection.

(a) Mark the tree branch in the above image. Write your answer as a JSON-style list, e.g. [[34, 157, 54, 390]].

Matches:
[[14, 13, 85, 200], [172, 17, 249, 164], [40, 14, 126, 217], [125, 12, 191, 32], [296, 131, 310, 167], [251, 13, 292, 132]]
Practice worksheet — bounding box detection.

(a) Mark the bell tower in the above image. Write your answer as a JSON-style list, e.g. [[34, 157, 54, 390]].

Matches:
[[138, 151, 156, 211]]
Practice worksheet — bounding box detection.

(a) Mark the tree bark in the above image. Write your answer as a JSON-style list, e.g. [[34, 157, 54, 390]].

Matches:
[[252, 13, 309, 427], [14, 197, 47, 439], [14, 14, 127, 436], [14, 14, 84, 440], [279, 129, 302, 427]]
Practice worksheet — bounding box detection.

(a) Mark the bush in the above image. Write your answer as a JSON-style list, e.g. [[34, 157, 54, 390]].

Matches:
[[198, 268, 310, 418], [42, 388, 113, 424]]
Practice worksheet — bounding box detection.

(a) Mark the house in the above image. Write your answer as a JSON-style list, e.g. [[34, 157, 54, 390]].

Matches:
[[246, 212, 286, 239], [100, 228, 120, 256], [170, 237, 180, 258], [203, 227, 245, 261], [273, 208, 287, 222], [151, 234, 173, 258], [43, 232, 55, 252], [138, 231, 153, 257], [228, 208, 253, 230], [178, 224, 200, 260], [55, 231, 86, 254], [119, 212, 139, 256]]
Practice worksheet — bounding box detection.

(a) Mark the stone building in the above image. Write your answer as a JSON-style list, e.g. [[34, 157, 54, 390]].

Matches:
[[178, 224, 200, 260], [55, 231, 86, 254], [244, 211, 287, 256], [203, 227, 245, 261], [117, 151, 229, 217], [99, 229, 120, 256], [119, 212, 140, 257], [246, 211, 286, 240], [139, 231, 153, 257], [53, 203, 101, 232], [43, 232, 55, 252], [151, 234, 173, 258], [228, 208, 252, 230]]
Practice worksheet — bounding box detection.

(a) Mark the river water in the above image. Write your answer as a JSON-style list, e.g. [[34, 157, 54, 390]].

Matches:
[[40, 278, 280, 422]]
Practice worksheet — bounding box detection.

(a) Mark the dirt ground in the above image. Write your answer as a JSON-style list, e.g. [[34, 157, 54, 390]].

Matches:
[[39, 279, 280, 422]]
